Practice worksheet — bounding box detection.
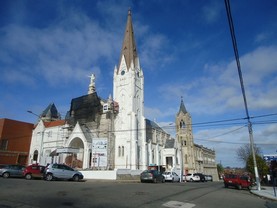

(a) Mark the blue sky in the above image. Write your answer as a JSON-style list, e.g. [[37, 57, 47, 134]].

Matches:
[[1, 0, 277, 168]]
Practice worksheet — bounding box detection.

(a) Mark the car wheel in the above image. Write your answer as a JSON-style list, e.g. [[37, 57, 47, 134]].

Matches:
[[172, 178, 174, 183], [224, 183, 228, 188], [153, 178, 157, 183], [190, 178, 193, 182], [25, 174, 32, 180], [73, 175, 80, 182], [140, 179, 144, 183], [3, 172, 10, 178], [45, 173, 53, 181], [162, 178, 165, 183], [237, 185, 242, 190]]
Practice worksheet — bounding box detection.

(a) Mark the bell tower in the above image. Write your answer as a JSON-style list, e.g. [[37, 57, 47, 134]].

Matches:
[[113, 9, 146, 170], [176, 97, 195, 174]]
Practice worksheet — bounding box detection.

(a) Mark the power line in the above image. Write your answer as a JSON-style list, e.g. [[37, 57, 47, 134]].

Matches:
[[225, 0, 261, 190]]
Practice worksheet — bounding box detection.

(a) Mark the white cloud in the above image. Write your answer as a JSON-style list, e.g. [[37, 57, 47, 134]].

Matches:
[[201, 1, 222, 24], [159, 45, 277, 116], [0, 10, 119, 87]]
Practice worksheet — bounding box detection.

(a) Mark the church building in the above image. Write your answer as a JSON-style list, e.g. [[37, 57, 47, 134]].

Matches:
[[28, 10, 218, 180]]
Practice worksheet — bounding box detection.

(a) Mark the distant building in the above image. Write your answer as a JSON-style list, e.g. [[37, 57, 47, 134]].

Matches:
[[0, 118, 33, 165], [176, 98, 218, 180]]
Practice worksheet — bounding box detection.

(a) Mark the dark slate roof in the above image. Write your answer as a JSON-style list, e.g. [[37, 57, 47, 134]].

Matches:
[[177, 98, 187, 115], [145, 119, 163, 132], [40, 103, 60, 120], [164, 138, 175, 148], [67, 92, 103, 124]]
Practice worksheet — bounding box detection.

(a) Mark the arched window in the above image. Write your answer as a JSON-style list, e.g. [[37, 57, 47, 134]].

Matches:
[[180, 120, 185, 128], [33, 150, 38, 162], [122, 146, 124, 157], [118, 146, 121, 157]]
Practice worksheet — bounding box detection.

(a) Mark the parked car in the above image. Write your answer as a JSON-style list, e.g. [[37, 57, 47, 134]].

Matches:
[[194, 173, 206, 182], [0, 164, 25, 178], [44, 163, 84, 181], [23, 164, 45, 180], [140, 170, 165, 183], [205, 175, 213, 182], [223, 174, 252, 190], [184, 173, 200, 182], [163, 171, 180, 182]]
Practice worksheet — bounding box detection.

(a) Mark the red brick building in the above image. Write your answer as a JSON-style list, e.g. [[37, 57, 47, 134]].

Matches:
[[0, 118, 34, 165]]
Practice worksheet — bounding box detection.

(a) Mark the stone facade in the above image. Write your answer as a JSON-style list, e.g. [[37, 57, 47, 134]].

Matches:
[[175, 98, 219, 180]]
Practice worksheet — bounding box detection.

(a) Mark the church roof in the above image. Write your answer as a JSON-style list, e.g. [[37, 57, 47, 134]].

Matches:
[[145, 119, 163, 132], [177, 98, 187, 115], [68, 92, 103, 125], [118, 9, 138, 70], [164, 138, 175, 149], [40, 103, 60, 121], [44, 120, 66, 128]]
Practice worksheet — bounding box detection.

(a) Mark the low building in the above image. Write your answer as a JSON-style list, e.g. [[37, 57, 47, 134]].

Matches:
[[0, 118, 33, 165]]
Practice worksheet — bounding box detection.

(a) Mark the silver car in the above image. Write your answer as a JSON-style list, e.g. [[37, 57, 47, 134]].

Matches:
[[44, 163, 84, 181], [163, 171, 180, 182], [0, 164, 25, 178]]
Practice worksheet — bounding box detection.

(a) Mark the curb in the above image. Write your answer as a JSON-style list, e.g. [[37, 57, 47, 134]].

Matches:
[[250, 188, 277, 201]]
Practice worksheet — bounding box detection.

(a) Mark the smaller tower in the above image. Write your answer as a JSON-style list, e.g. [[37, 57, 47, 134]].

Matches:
[[40, 103, 61, 122], [176, 97, 195, 174]]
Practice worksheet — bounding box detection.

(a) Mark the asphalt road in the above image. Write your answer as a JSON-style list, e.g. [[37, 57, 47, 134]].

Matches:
[[0, 178, 277, 208]]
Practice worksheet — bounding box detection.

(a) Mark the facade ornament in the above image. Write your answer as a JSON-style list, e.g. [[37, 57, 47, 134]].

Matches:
[[88, 73, 96, 94]]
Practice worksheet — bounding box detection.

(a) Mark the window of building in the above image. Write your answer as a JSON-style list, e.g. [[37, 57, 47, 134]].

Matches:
[[118, 146, 121, 157], [180, 120, 185, 128], [0, 139, 8, 150], [33, 150, 38, 162], [122, 146, 124, 157]]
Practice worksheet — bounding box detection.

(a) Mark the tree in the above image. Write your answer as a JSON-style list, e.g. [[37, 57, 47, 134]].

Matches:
[[236, 143, 261, 165], [217, 163, 224, 173], [217, 163, 224, 177], [246, 154, 269, 179]]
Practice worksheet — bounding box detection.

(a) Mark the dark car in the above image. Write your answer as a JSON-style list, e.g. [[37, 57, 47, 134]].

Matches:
[[0, 164, 25, 178], [205, 175, 213, 182], [194, 173, 206, 182], [140, 170, 165, 183], [44, 163, 84, 181], [23, 164, 45, 180]]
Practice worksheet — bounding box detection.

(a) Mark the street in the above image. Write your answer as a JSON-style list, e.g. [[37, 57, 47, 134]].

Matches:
[[0, 178, 276, 208]]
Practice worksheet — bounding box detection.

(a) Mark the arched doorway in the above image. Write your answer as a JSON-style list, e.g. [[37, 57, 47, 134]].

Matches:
[[65, 137, 84, 168]]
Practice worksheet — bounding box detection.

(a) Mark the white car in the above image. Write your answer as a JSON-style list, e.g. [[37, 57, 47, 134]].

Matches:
[[184, 173, 200, 182], [163, 171, 180, 182]]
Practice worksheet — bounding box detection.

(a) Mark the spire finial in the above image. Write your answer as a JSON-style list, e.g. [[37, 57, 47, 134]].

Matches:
[[178, 96, 187, 114]]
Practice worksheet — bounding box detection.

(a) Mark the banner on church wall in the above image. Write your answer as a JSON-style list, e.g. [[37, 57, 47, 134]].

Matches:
[[92, 138, 107, 168]]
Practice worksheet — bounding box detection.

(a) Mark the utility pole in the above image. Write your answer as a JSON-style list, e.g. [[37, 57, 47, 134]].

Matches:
[[225, 0, 261, 190]]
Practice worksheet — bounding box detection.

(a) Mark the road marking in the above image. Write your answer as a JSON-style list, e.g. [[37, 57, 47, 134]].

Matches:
[[162, 201, 196, 208]]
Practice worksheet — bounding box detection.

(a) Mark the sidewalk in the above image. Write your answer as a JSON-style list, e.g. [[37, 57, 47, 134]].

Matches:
[[251, 186, 277, 201]]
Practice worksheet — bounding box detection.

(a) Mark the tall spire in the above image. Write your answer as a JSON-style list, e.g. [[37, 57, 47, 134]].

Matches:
[[178, 96, 187, 115], [118, 9, 138, 70]]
